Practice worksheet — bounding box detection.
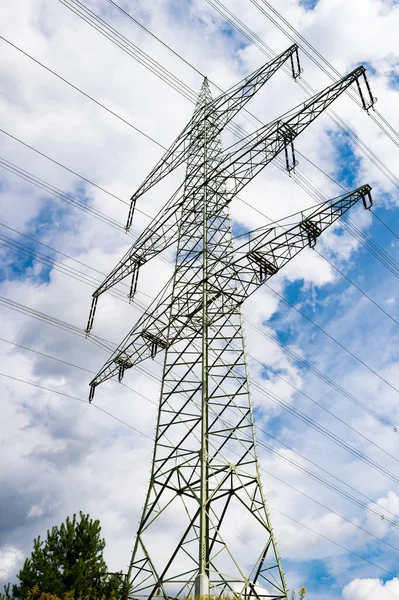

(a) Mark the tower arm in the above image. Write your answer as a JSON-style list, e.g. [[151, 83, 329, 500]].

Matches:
[[218, 66, 374, 198], [210, 185, 373, 306], [85, 67, 374, 333], [125, 44, 301, 230], [88, 185, 371, 400]]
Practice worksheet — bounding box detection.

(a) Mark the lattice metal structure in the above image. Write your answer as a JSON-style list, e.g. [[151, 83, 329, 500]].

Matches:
[[86, 47, 374, 599]]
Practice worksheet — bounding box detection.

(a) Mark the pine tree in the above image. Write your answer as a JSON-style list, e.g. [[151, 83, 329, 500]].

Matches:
[[11, 512, 122, 599]]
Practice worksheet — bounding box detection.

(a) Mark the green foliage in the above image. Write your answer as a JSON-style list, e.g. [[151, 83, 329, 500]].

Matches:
[[7, 512, 122, 600]]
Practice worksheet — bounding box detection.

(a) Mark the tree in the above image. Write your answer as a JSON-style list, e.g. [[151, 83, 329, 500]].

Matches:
[[10, 512, 122, 600]]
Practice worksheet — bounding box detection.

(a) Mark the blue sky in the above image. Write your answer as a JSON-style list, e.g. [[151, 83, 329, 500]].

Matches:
[[1, 1, 399, 599]]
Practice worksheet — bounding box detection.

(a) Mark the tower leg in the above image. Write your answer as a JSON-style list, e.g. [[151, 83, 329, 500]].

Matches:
[[195, 572, 210, 597]]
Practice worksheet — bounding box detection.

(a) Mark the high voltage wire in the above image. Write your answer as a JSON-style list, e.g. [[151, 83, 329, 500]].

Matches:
[[103, 0, 399, 191], [245, 315, 396, 431], [238, 323, 399, 465], [2, 293, 399, 532], [0, 128, 153, 219], [3, 2, 399, 584], [0, 36, 166, 150], [0, 295, 114, 352], [247, 0, 399, 147], [3, 0, 399, 516], [57, 0, 198, 103], [43, 2, 399, 290], [0, 363, 398, 577], [2, 160, 399, 437], [0, 230, 148, 310], [3, 141, 399, 433], [0, 157, 129, 233], [0, 219, 153, 301], [2, 217, 398, 468], [204, 0, 399, 190], [265, 283, 399, 403], [315, 248, 399, 330]]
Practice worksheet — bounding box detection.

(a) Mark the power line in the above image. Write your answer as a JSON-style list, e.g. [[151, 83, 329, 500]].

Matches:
[[240, 327, 399, 465], [4, 0, 399, 510], [248, 0, 399, 147], [3, 216, 398, 477], [2, 297, 398, 527], [204, 0, 399, 190], [0, 362, 397, 575], [4, 119, 399, 442], [245, 314, 397, 431], [0, 127, 152, 219], [315, 248, 399, 331], [0, 36, 166, 150], [265, 282, 399, 401]]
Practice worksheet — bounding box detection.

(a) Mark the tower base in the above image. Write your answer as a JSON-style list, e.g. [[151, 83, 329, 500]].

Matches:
[[194, 573, 209, 597]]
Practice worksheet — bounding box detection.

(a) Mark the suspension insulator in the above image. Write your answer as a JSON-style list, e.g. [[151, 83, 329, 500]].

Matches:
[[85, 296, 98, 336]]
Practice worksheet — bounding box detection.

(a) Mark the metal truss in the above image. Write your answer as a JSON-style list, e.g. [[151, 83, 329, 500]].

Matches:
[[86, 50, 374, 599]]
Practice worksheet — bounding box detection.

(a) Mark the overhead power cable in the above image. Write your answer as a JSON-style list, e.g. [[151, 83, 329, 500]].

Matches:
[[239, 330, 399, 465], [265, 282, 399, 400], [0, 226, 153, 312], [57, 0, 197, 102], [0, 36, 166, 150], [2, 295, 399, 527], [371, 209, 399, 242], [2, 1, 399, 474], [1, 363, 398, 575], [0, 127, 152, 219], [0, 295, 114, 352], [245, 314, 396, 431], [315, 249, 399, 331], [248, 0, 399, 147], [204, 0, 399, 190], [3, 143, 399, 438], [3, 212, 398, 471], [0, 157, 130, 233]]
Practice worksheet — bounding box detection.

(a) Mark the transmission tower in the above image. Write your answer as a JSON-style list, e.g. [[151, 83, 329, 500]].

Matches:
[[86, 45, 375, 599]]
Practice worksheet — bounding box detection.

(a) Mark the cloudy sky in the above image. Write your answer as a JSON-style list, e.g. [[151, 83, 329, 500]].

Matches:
[[1, 0, 399, 598]]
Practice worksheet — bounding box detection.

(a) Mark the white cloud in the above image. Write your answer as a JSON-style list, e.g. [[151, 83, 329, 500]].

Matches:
[[342, 576, 399, 600], [0, 548, 23, 580]]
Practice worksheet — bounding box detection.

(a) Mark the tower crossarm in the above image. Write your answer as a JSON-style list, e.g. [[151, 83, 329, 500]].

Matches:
[[85, 66, 374, 334], [88, 185, 372, 400], [209, 185, 373, 306], [217, 66, 374, 198], [125, 44, 301, 230]]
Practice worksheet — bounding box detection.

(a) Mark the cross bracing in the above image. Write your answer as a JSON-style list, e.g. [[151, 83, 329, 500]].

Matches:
[[86, 49, 375, 599]]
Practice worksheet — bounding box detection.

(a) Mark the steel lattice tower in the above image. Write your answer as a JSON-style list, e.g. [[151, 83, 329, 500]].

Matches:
[[86, 46, 375, 599]]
